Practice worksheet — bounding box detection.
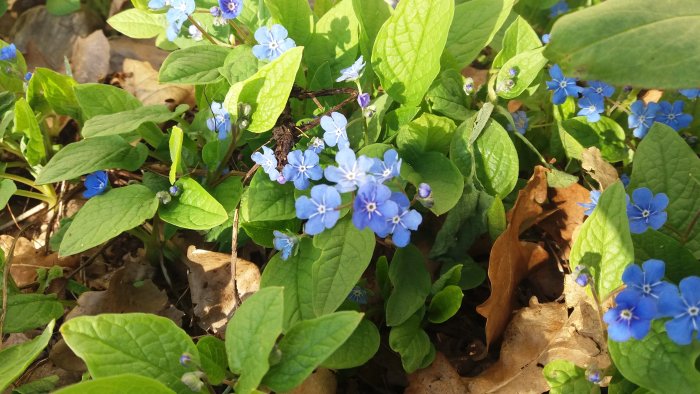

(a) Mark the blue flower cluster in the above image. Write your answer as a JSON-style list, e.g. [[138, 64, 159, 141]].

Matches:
[[598, 260, 700, 346], [628, 99, 693, 138], [546, 65, 614, 123], [579, 187, 668, 234], [206, 101, 231, 140], [149, 0, 195, 41]]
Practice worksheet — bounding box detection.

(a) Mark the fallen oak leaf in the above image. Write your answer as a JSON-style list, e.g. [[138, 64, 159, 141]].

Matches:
[[538, 181, 590, 260], [406, 352, 467, 394], [476, 166, 550, 348], [581, 147, 618, 190]]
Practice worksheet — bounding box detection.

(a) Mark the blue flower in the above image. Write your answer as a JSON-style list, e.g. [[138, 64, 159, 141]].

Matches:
[[295, 185, 341, 235], [347, 285, 368, 304], [357, 93, 370, 108], [584, 81, 614, 98], [324, 149, 373, 192], [83, 171, 109, 198], [180, 353, 192, 366], [251, 146, 280, 182], [658, 276, 700, 345], [336, 56, 365, 83], [574, 266, 590, 287], [24, 72, 32, 81], [603, 290, 656, 342], [620, 173, 630, 188], [308, 137, 325, 154], [654, 101, 693, 131], [320, 112, 350, 149], [463, 77, 475, 95], [169, 185, 180, 196], [418, 183, 432, 199], [578, 189, 601, 216], [549, 0, 569, 18], [541, 34, 550, 44], [252, 25, 296, 61], [546, 64, 582, 105], [507, 111, 528, 135], [352, 182, 398, 235], [272, 230, 297, 260], [679, 89, 700, 99], [627, 187, 668, 234], [0, 43, 16, 61], [282, 149, 323, 190], [628, 100, 659, 138], [369, 149, 402, 183], [155, 0, 195, 41], [206, 101, 231, 140], [188, 25, 203, 41], [621, 259, 674, 302], [377, 193, 422, 247], [577, 93, 605, 122], [219, 0, 242, 19]]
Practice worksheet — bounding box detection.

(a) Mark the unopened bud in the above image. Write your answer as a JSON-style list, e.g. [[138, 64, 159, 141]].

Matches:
[[238, 102, 252, 118], [357, 93, 371, 108], [156, 191, 172, 205], [181, 371, 205, 392]]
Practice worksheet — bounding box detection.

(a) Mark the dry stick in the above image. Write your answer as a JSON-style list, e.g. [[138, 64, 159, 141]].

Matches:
[[0, 224, 35, 348]]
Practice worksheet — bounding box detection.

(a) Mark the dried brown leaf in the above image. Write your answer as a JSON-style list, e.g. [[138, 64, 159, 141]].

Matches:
[[476, 166, 550, 347], [71, 30, 110, 83], [122, 59, 194, 108], [283, 368, 336, 394], [581, 147, 618, 190], [539, 182, 589, 260], [0, 235, 79, 287], [406, 352, 466, 394]]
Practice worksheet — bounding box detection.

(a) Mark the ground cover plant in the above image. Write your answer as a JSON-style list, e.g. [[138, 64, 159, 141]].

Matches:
[[0, 0, 699, 392]]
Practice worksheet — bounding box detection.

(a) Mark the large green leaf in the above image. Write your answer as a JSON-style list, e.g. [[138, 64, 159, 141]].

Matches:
[[260, 238, 319, 329], [495, 47, 548, 99], [1, 294, 63, 333], [396, 113, 456, 162], [61, 314, 199, 394], [31, 68, 80, 119], [386, 244, 431, 326], [46, 0, 80, 15], [13, 98, 45, 166], [81, 104, 188, 138], [403, 152, 464, 216], [629, 123, 700, 258], [427, 285, 463, 324], [241, 170, 296, 222], [218, 45, 259, 85], [493, 16, 541, 68], [372, 0, 454, 106], [322, 319, 380, 369], [304, 0, 360, 76], [265, 0, 313, 46], [561, 116, 629, 163], [59, 185, 158, 256], [311, 218, 376, 316], [159, 46, 230, 84], [389, 310, 433, 373], [226, 287, 284, 394], [196, 336, 227, 385], [262, 311, 362, 392], [74, 83, 141, 120], [54, 375, 175, 394], [473, 120, 519, 198], [543, 360, 600, 394], [159, 177, 228, 230], [353, 0, 391, 62], [444, 0, 514, 69], [545, 0, 700, 89], [609, 321, 700, 392], [35, 136, 148, 185], [570, 182, 633, 299], [168, 126, 183, 184], [224, 47, 303, 133], [0, 321, 54, 392], [632, 230, 700, 283], [0, 179, 16, 210], [108, 8, 167, 39]]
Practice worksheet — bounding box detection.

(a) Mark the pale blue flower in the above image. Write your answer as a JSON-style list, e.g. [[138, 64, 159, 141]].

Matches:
[[336, 56, 365, 82], [251, 146, 280, 181], [324, 149, 373, 193], [252, 25, 296, 61], [295, 185, 341, 235]]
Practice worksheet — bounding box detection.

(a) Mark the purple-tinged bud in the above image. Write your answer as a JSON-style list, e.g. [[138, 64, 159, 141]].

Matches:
[[508, 68, 517, 77], [277, 174, 287, 184], [541, 34, 551, 44], [357, 93, 371, 108], [210, 6, 222, 17], [463, 77, 475, 95], [169, 185, 180, 196], [179, 353, 192, 366], [575, 273, 589, 287], [24, 72, 32, 81], [586, 366, 603, 384], [418, 183, 432, 199]]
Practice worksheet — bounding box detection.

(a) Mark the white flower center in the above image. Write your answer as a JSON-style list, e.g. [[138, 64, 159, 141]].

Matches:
[[642, 284, 652, 294], [620, 309, 633, 320], [298, 165, 307, 173], [265, 159, 273, 168], [392, 216, 401, 224], [366, 202, 377, 212], [642, 209, 650, 218], [268, 40, 280, 50], [227, 2, 237, 11], [588, 105, 596, 111], [559, 81, 568, 88], [595, 87, 603, 94], [317, 205, 326, 214], [689, 306, 699, 316], [668, 113, 676, 120], [382, 168, 392, 177]]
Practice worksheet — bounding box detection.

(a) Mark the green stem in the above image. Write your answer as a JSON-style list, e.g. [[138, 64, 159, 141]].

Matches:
[[513, 132, 550, 168], [13, 190, 55, 205], [188, 16, 219, 45]]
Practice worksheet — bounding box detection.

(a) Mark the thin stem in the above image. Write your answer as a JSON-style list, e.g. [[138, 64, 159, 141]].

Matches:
[[682, 209, 700, 243], [227, 20, 251, 45], [230, 208, 241, 309], [13, 190, 55, 205], [188, 16, 218, 45], [513, 132, 550, 168]]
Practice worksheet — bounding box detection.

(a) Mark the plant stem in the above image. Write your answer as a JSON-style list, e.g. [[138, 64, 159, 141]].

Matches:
[[188, 16, 218, 45], [12, 190, 55, 205], [230, 208, 241, 309]]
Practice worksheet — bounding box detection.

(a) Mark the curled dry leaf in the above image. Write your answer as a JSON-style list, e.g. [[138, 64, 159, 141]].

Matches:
[[71, 30, 110, 83], [283, 368, 337, 394], [185, 246, 260, 333], [538, 181, 590, 260], [476, 166, 550, 347], [122, 59, 194, 108], [581, 147, 619, 190], [0, 235, 79, 287], [406, 352, 466, 394]]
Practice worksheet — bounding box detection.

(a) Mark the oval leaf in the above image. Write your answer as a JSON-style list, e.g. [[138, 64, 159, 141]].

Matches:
[[53, 374, 175, 394], [159, 45, 230, 85], [159, 177, 228, 230]]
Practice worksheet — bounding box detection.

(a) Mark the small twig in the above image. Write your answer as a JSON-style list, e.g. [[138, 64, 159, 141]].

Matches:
[[230, 208, 241, 309], [0, 203, 46, 232], [297, 90, 360, 133], [65, 240, 115, 279], [188, 16, 218, 45], [242, 164, 259, 185]]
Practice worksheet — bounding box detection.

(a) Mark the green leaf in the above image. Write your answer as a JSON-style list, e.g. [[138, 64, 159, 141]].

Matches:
[[226, 287, 284, 394], [473, 120, 519, 198], [445, 0, 514, 69], [609, 321, 700, 392], [632, 230, 700, 283], [305, 0, 360, 76], [1, 294, 63, 333], [12, 375, 59, 394], [108, 8, 167, 39], [265, 0, 313, 45], [260, 238, 319, 329], [262, 311, 362, 392], [53, 374, 175, 394], [212, 176, 243, 213], [629, 123, 700, 258], [13, 98, 45, 166], [442, 258, 486, 290], [46, 0, 80, 15], [396, 113, 456, 162], [159, 177, 228, 230], [386, 244, 431, 326], [353, 0, 391, 62], [431, 264, 462, 295], [570, 182, 633, 300], [241, 170, 297, 222], [61, 314, 199, 394], [430, 186, 493, 257], [59, 185, 158, 256], [426, 69, 471, 122], [495, 47, 548, 99], [159, 46, 229, 84], [450, 115, 478, 180], [493, 16, 542, 68], [372, 0, 454, 105], [545, 0, 700, 89], [241, 219, 301, 248], [403, 152, 464, 216], [35, 136, 148, 185], [224, 47, 303, 133], [486, 196, 506, 240], [389, 310, 431, 373], [31, 68, 80, 119], [561, 116, 628, 163], [218, 45, 259, 85], [0, 179, 16, 209], [543, 360, 600, 394], [427, 285, 463, 324], [196, 336, 227, 385], [322, 319, 380, 369], [0, 321, 54, 392], [81, 104, 188, 138], [168, 126, 183, 184], [74, 83, 141, 120], [311, 218, 376, 316]]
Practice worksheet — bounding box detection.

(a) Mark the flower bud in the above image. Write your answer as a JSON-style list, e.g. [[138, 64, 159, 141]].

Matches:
[[237, 118, 250, 130], [463, 77, 475, 95], [585, 366, 603, 384], [181, 371, 204, 392], [418, 183, 432, 199], [156, 191, 172, 205], [238, 102, 252, 118], [210, 6, 222, 17], [508, 68, 517, 77], [169, 185, 180, 196], [357, 93, 371, 108], [179, 353, 192, 367]]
